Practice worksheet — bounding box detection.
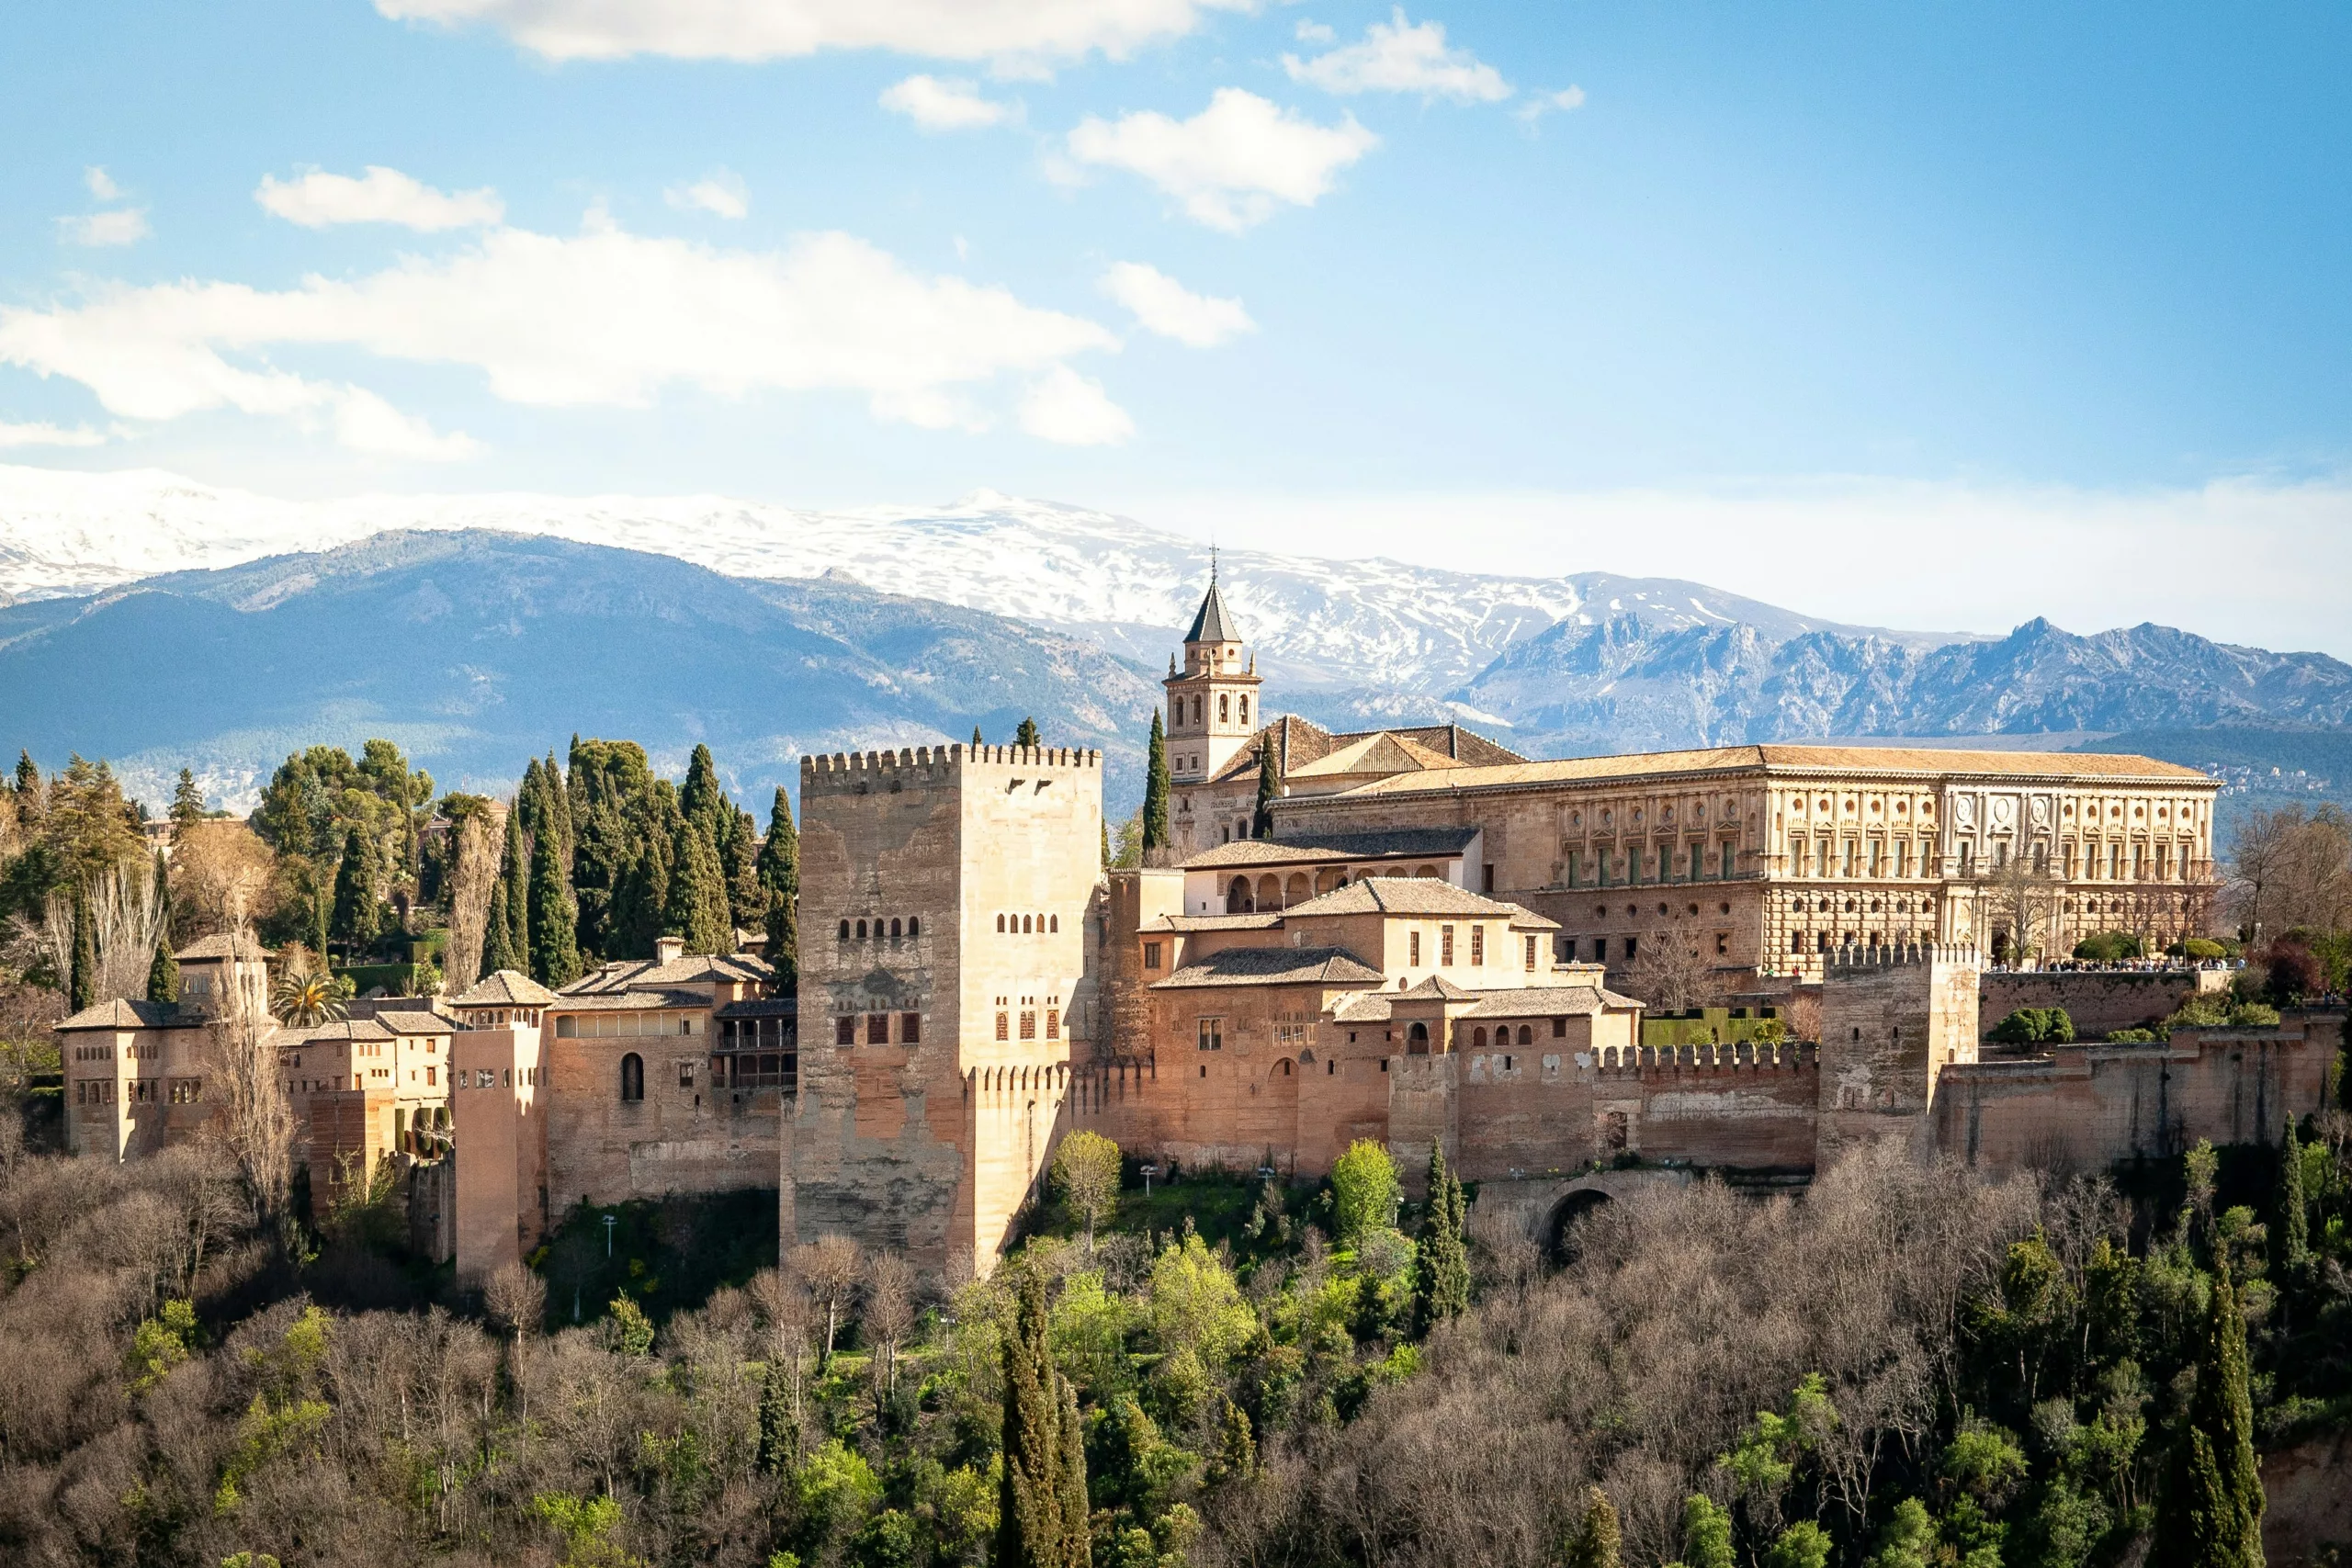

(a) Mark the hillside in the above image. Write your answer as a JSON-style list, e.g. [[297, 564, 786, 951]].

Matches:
[[0, 529, 1160, 809]]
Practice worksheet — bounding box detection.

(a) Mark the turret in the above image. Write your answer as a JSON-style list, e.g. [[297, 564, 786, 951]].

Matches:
[[1162, 561, 1263, 784]]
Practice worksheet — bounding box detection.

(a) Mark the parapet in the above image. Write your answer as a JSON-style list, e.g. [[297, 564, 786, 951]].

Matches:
[[800, 743, 1102, 793], [1824, 942, 1979, 976]]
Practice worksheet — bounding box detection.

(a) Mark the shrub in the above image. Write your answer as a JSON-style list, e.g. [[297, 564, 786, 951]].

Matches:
[[2073, 931, 2143, 963], [1329, 1140, 1400, 1245], [2263, 944, 2321, 1005], [1989, 1008, 2075, 1045], [2105, 1028, 2157, 1043]]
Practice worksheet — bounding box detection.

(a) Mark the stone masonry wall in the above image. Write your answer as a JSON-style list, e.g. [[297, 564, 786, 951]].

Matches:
[[1978, 968, 2228, 1041]]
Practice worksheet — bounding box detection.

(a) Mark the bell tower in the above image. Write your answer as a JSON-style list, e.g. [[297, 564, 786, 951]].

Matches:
[[1163, 557, 1262, 784]]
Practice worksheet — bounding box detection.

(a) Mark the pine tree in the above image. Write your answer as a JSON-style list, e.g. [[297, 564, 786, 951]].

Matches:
[[484, 803, 528, 976], [1142, 710, 1170, 859], [146, 848, 178, 1004], [169, 768, 206, 829], [1252, 737, 1283, 840], [2278, 1119, 2310, 1274], [757, 787, 799, 988], [756, 1359, 795, 1475], [665, 817, 732, 955], [1016, 716, 1041, 749], [529, 820, 583, 987], [69, 887, 96, 1012], [331, 825, 379, 954], [995, 1267, 1090, 1568], [2154, 1258, 2265, 1568], [1413, 1143, 1472, 1335], [680, 743, 726, 846], [1563, 1486, 1623, 1568], [13, 750, 38, 801]]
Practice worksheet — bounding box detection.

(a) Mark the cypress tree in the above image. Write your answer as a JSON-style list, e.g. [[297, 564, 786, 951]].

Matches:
[[2154, 1259, 2265, 1568], [146, 848, 178, 1004], [1413, 1143, 1472, 1336], [69, 887, 96, 1012], [972, 725, 985, 748], [528, 821, 583, 987], [665, 816, 731, 955], [680, 743, 726, 847], [995, 1267, 1090, 1568], [1252, 737, 1283, 839], [1016, 716, 1041, 749], [718, 807, 764, 932], [330, 825, 379, 954], [484, 802, 528, 976], [1142, 710, 1170, 858], [2278, 1119, 2309, 1274], [169, 768, 206, 829], [757, 787, 798, 988], [1564, 1486, 1623, 1568]]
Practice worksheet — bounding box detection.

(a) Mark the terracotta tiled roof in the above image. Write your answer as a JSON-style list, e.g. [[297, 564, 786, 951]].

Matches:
[[173, 932, 274, 962], [1178, 826, 1480, 870], [451, 970, 559, 1006], [1459, 986, 1641, 1017], [1396, 975, 1476, 1000], [1279, 876, 1560, 927], [299, 1018, 396, 1043], [1315, 743, 2213, 799], [1151, 947, 1385, 989], [57, 998, 192, 1031], [1137, 913, 1287, 932], [713, 998, 798, 1021], [564, 952, 771, 995], [369, 1009, 457, 1034], [553, 988, 713, 1011], [1286, 730, 1466, 781]]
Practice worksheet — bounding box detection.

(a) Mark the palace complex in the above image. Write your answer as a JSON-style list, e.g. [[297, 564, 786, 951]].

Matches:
[[53, 573, 2334, 1283]]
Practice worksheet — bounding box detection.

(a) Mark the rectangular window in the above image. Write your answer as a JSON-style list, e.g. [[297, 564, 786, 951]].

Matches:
[[1842, 840, 1857, 876], [1552, 1017, 1566, 1037], [900, 1012, 922, 1044], [1019, 1010, 1036, 1040], [1525, 934, 1538, 968], [1143, 941, 1162, 970], [1470, 926, 1485, 965], [1566, 850, 1580, 886], [2109, 844, 2121, 879], [1716, 931, 1730, 956], [1623, 936, 1638, 961], [1441, 925, 1455, 964], [1722, 841, 1736, 879], [425, 1066, 435, 1087], [1894, 840, 1908, 878], [1482, 863, 1496, 894], [995, 1011, 1010, 1042], [678, 1061, 695, 1088], [1197, 1016, 1223, 1052], [1792, 835, 1809, 875], [1869, 840, 1883, 876], [867, 1013, 890, 1045], [1409, 931, 1421, 966], [1594, 937, 1607, 962], [836, 1016, 857, 1045], [1045, 1010, 1060, 1040]]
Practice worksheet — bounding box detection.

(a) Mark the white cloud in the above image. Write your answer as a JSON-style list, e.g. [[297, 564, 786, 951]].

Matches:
[[374, 0, 1253, 66], [1019, 364, 1133, 445], [880, 74, 1021, 130], [0, 420, 105, 449], [1100, 261, 1253, 347], [255, 166, 504, 231], [58, 209, 151, 248], [1283, 8, 1510, 103], [1514, 85, 1587, 124], [84, 166, 122, 201], [1066, 88, 1377, 231], [1294, 19, 1333, 42], [666, 173, 750, 219], [0, 218, 1120, 456]]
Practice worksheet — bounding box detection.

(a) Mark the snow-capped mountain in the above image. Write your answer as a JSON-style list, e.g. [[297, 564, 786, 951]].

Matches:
[[0, 464, 1957, 696]]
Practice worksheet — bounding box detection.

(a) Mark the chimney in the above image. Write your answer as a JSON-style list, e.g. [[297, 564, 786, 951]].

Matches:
[[654, 935, 685, 964]]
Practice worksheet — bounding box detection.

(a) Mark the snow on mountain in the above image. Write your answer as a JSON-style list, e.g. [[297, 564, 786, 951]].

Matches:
[[0, 464, 1958, 696]]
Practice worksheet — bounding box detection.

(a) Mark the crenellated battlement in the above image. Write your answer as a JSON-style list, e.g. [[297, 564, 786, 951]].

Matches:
[[800, 743, 1102, 794], [1824, 942, 1978, 974]]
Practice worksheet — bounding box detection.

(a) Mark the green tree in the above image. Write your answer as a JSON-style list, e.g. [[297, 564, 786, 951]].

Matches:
[[1412, 1142, 1471, 1335], [1765, 1521, 1832, 1568], [1679, 1495, 1736, 1568], [1016, 717, 1041, 749], [2153, 1258, 2264, 1568], [50, 754, 144, 883], [680, 743, 726, 847], [1563, 1486, 1623, 1568], [169, 768, 206, 829], [1251, 739, 1282, 840], [758, 786, 798, 987], [665, 816, 732, 955], [972, 725, 985, 747], [530, 820, 583, 987], [613, 787, 681, 959], [2278, 1118, 2309, 1273], [330, 825, 380, 955], [1330, 1139, 1400, 1244], [718, 807, 764, 933], [1142, 711, 1170, 859], [1052, 1130, 1122, 1251], [1868, 1500, 1938, 1568], [146, 848, 178, 1004], [996, 1266, 1090, 1568], [485, 803, 528, 976], [69, 886, 96, 1012]]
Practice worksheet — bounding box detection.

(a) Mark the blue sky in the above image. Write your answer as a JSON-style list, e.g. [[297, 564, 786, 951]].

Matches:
[[4, 2, 2350, 651]]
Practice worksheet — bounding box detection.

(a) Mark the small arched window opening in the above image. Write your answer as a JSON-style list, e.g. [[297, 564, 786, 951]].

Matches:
[[1408, 1021, 1430, 1055], [1278, 1058, 1292, 1076], [997, 913, 1006, 932], [1518, 1025, 1533, 1045], [908, 917, 919, 939], [1218, 694, 1230, 723], [1473, 1026, 1487, 1048], [855, 919, 866, 939], [1228, 875, 1251, 912], [1049, 914, 1058, 933], [839, 920, 851, 942], [619, 1052, 644, 1102], [891, 918, 902, 939], [1022, 914, 1033, 933]]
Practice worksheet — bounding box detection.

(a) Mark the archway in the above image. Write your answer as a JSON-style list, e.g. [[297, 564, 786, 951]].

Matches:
[[1407, 1021, 1430, 1055], [1285, 873, 1311, 906], [1227, 876, 1252, 913], [1257, 874, 1282, 909], [1544, 1189, 1612, 1266]]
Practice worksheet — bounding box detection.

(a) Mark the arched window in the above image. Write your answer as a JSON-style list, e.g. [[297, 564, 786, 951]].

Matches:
[[1278, 1057, 1292, 1076], [997, 913, 1006, 932], [891, 918, 902, 939], [1228, 875, 1251, 912], [1049, 914, 1058, 933], [1218, 694, 1230, 723], [1519, 1025, 1533, 1045], [1408, 1021, 1430, 1055], [1240, 695, 1250, 725], [839, 919, 851, 941], [908, 917, 920, 939], [1022, 914, 1033, 933], [620, 1053, 644, 1102], [1473, 1026, 1487, 1048]]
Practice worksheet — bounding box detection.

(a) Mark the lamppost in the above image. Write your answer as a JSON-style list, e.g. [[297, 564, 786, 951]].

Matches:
[[603, 1213, 616, 1258]]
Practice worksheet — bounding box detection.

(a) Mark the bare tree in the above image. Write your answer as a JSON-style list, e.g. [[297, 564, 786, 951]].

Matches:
[[863, 1250, 915, 1405], [443, 809, 499, 995], [1980, 843, 2062, 964], [751, 1266, 816, 1461], [203, 936, 294, 1256], [1620, 926, 1719, 1014], [485, 1259, 547, 1352], [169, 820, 278, 940], [790, 1232, 864, 1369], [2227, 805, 2351, 940]]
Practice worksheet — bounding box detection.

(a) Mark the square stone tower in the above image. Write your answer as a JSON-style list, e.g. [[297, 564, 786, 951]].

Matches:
[[1164, 571, 1262, 786], [791, 742, 1103, 1277], [1816, 942, 1981, 1161]]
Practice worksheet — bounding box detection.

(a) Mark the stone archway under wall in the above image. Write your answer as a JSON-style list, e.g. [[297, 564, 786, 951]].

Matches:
[[1467, 1168, 1698, 1263]]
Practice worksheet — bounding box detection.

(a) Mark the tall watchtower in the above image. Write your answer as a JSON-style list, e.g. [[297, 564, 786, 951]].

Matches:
[[791, 742, 1103, 1278], [1163, 563, 1262, 785], [1815, 942, 1980, 1162]]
